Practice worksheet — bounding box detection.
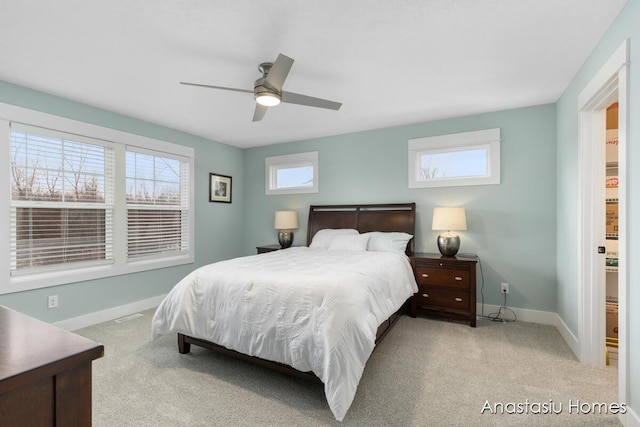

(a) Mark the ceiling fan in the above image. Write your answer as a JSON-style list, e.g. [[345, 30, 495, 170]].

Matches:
[[180, 54, 342, 122]]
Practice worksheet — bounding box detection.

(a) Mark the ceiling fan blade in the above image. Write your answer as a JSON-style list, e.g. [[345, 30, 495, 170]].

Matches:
[[253, 104, 268, 122], [180, 82, 253, 94], [281, 91, 342, 111], [264, 54, 294, 92]]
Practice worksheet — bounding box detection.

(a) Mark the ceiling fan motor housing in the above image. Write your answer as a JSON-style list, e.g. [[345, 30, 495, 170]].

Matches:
[[254, 63, 281, 105]]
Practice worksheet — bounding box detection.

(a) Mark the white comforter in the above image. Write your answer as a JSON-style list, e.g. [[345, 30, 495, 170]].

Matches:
[[151, 247, 417, 421]]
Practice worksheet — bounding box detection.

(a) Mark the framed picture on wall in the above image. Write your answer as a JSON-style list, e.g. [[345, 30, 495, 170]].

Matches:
[[209, 173, 232, 203]]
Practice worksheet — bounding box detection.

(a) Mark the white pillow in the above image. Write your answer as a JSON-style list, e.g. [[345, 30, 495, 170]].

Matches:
[[327, 234, 370, 252], [365, 232, 413, 255], [309, 228, 359, 249]]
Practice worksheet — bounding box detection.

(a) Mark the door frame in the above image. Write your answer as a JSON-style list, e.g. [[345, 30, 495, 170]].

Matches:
[[577, 38, 628, 409]]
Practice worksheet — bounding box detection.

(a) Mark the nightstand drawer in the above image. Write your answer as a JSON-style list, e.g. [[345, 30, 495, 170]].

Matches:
[[410, 253, 478, 327], [413, 287, 470, 310], [414, 266, 469, 288]]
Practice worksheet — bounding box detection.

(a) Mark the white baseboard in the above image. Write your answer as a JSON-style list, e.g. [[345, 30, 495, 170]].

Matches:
[[54, 294, 166, 331], [476, 303, 556, 325], [476, 304, 581, 360], [554, 313, 580, 359], [624, 406, 640, 427]]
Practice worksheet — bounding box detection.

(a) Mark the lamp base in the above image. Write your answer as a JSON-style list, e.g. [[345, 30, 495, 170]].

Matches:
[[278, 231, 294, 249], [437, 232, 460, 257]]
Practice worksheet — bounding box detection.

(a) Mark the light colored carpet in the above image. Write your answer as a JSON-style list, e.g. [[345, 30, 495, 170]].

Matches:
[[75, 310, 621, 426]]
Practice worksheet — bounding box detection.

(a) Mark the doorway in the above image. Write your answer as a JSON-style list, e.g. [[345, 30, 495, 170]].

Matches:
[[577, 38, 628, 409]]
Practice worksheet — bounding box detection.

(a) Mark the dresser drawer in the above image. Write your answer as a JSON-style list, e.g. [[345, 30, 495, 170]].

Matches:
[[413, 287, 470, 310], [414, 265, 469, 288]]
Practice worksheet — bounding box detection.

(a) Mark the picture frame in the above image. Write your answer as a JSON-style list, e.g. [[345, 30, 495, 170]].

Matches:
[[209, 173, 232, 203]]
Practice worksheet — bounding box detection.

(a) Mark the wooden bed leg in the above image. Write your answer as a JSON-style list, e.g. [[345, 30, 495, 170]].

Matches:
[[178, 333, 191, 354]]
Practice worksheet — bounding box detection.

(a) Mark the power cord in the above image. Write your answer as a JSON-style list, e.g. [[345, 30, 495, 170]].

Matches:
[[486, 291, 517, 323], [459, 253, 516, 323]]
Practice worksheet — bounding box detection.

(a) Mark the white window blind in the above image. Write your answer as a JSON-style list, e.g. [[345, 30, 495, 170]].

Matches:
[[126, 149, 190, 260], [9, 123, 114, 274], [2, 104, 194, 294]]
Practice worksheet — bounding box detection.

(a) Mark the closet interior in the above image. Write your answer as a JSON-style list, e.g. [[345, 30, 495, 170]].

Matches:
[[605, 102, 619, 366]]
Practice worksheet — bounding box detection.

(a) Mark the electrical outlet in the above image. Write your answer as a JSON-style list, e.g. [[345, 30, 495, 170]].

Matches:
[[500, 283, 510, 294], [47, 295, 58, 309]]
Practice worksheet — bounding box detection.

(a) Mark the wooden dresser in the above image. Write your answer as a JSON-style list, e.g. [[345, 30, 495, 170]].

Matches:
[[410, 253, 478, 327], [0, 306, 104, 426]]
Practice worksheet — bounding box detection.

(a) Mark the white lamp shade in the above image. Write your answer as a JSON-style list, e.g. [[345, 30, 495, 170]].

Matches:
[[274, 211, 298, 230], [432, 207, 467, 231]]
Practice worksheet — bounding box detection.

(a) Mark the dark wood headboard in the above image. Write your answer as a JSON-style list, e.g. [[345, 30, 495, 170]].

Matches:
[[306, 203, 416, 256]]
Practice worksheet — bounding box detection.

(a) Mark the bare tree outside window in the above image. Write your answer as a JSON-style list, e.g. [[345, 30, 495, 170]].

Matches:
[[126, 151, 184, 259], [420, 155, 449, 180], [10, 131, 187, 270], [9, 130, 110, 270], [3, 112, 193, 292]]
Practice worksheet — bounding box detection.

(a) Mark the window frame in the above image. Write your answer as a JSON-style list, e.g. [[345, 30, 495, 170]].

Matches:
[[9, 123, 116, 275], [265, 151, 319, 195], [0, 102, 194, 294], [125, 147, 191, 262], [408, 128, 501, 188]]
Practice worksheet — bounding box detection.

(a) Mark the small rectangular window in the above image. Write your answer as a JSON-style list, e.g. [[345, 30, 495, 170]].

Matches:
[[265, 152, 318, 195], [409, 129, 500, 188]]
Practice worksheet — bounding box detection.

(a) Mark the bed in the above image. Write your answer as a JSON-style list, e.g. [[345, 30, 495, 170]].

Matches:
[[151, 203, 418, 421]]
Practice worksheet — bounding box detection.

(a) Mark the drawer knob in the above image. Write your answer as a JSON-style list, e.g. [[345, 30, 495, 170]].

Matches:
[[422, 293, 429, 298], [454, 276, 463, 281], [421, 273, 429, 278], [455, 297, 463, 302]]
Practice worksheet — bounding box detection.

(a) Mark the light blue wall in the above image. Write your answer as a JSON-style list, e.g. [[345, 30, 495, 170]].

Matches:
[[0, 81, 246, 322], [556, 0, 639, 417], [244, 104, 557, 311]]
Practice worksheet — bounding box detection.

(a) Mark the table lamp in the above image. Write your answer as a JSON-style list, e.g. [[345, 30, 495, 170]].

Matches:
[[432, 207, 467, 256], [274, 210, 298, 248]]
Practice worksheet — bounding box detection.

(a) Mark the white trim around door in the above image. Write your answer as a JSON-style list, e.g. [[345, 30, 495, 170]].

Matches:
[[577, 38, 629, 420]]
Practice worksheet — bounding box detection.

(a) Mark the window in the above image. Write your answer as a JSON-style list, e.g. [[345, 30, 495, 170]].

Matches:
[[408, 128, 500, 188], [9, 124, 114, 273], [1, 103, 194, 294], [265, 151, 318, 195], [126, 149, 189, 260]]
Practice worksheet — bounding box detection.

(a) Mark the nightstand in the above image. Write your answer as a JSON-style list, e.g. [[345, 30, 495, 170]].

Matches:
[[410, 253, 478, 327], [256, 244, 283, 254]]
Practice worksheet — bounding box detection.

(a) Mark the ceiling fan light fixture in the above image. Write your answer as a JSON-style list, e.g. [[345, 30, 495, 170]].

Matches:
[[181, 54, 341, 121], [255, 92, 281, 107]]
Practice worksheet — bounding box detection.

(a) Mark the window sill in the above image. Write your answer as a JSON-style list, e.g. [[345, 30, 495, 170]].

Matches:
[[2, 255, 194, 295]]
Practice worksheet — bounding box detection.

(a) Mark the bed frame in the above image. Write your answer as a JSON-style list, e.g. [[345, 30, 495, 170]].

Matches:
[[177, 202, 416, 382]]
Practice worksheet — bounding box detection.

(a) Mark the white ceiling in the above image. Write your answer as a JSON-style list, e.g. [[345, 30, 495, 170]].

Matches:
[[0, 1, 626, 148]]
